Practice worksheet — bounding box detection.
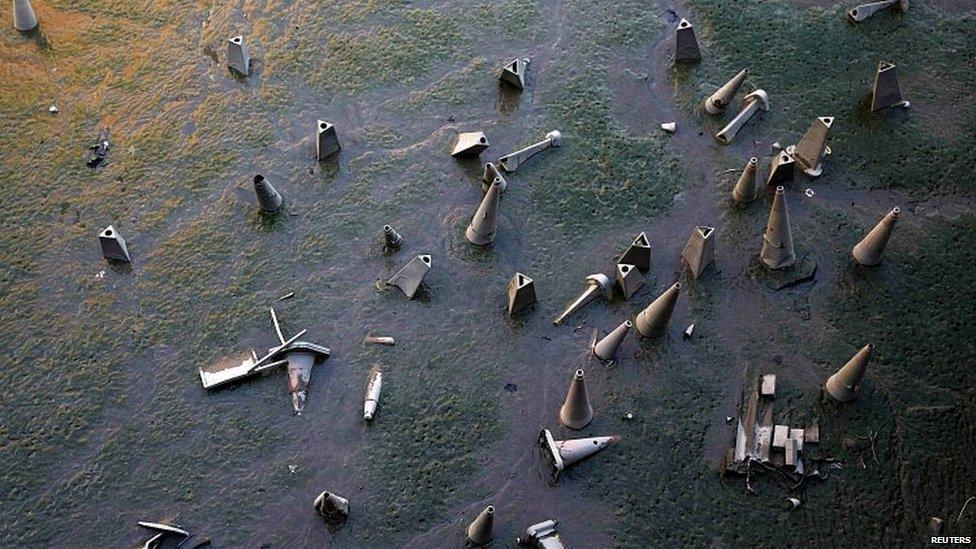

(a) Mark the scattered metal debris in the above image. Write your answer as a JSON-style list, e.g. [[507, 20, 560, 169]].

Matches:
[[363, 334, 395, 346], [466, 179, 502, 246], [316, 120, 341, 160], [787, 497, 801, 510], [683, 323, 695, 339], [137, 521, 190, 549], [792, 117, 834, 177], [619, 232, 651, 273], [99, 225, 131, 263], [931, 516, 944, 535], [704, 69, 749, 115], [507, 272, 537, 316], [314, 491, 350, 528], [387, 254, 432, 299], [732, 157, 760, 204], [553, 273, 612, 325], [635, 282, 680, 337], [847, 0, 908, 24], [661, 121, 676, 133], [500, 57, 529, 90], [467, 506, 494, 546], [760, 186, 796, 270], [86, 128, 110, 167], [253, 174, 283, 213], [452, 131, 490, 157], [288, 465, 297, 474], [760, 374, 776, 398], [804, 188, 815, 198], [383, 224, 403, 249], [13, 0, 38, 32], [871, 60, 910, 112], [540, 428, 618, 478], [593, 320, 632, 361], [482, 162, 508, 193], [615, 263, 644, 299], [198, 307, 331, 414], [559, 369, 593, 429], [765, 150, 795, 188], [517, 519, 566, 548], [852, 207, 899, 266], [715, 90, 768, 145], [825, 343, 873, 402], [681, 226, 716, 279], [363, 366, 382, 421], [674, 18, 701, 63], [48, 104, 58, 114], [623, 412, 634, 421], [498, 130, 562, 173], [226, 35, 250, 76], [278, 292, 294, 301]]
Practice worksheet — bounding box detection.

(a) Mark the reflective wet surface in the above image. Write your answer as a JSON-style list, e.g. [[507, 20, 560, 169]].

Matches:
[[2, 0, 975, 547]]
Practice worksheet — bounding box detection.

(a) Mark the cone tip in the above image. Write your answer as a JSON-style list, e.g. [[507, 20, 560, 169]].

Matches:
[[749, 157, 758, 164], [673, 282, 681, 291], [775, 185, 785, 194], [574, 368, 584, 378], [486, 506, 495, 514], [865, 342, 874, 350], [891, 206, 901, 216], [624, 320, 633, 327]]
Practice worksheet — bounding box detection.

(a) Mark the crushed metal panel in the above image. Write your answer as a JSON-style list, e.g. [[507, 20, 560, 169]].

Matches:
[[773, 425, 789, 448], [789, 428, 805, 453], [757, 425, 773, 463], [805, 419, 820, 445]]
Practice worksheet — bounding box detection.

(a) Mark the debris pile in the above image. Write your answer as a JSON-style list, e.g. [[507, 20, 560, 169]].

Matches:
[[722, 374, 825, 488]]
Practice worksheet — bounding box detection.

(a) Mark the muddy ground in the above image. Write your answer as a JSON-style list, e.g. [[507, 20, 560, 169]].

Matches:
[[1, 0, 974, 547]]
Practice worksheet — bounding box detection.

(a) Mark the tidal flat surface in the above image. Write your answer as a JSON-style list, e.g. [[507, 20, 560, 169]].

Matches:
[[1, 0, 974, 547]]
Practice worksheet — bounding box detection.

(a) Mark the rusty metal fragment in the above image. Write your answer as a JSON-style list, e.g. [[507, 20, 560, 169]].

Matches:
[[498, 130, 562, 173], [99, 225, 131, 263], [226, 35, 250, 76], [615, 263, 644, 299], [316, 120, 341, 160], [559, 369, 593, 429], [871, 61, 910, 112], [452, 131, 490, 157], [674, 18, 701, 63], [387, 255, 432, 299], [732, 157, 760, 204], [760, 186, 796, 270], [825, 343, 873, 402], [792, 117, 834, 177], [592, 320, 632, 361], [314, 491, 350, 526], [847, 0, 908, 24], [680, 226, 715, 279], [635, 282, 680, 337], [518, 519, 566, 548], [363, 366, 382, 421], [198, 308, 330, 415], [500, 57, 529, 89], [467, 506, 494, 546], [13, 0, 38, 31], [715, 90, 768, 145], [619, 232, 651, 273], [704, 69, 749, 115], [507, 272, 537, 316], [852, 207, 900, 266], [540, 428, 618, 478], [553, 273, 612, 325]]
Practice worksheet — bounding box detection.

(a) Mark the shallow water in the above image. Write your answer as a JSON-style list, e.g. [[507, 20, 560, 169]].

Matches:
[[1, 0, 975, 547]]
